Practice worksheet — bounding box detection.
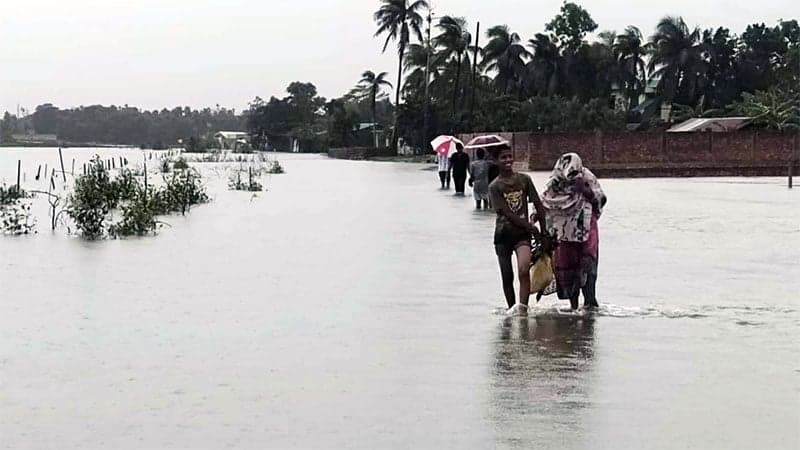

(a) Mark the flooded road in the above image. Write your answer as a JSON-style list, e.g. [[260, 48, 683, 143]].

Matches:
[[1, 150, 799, 449]]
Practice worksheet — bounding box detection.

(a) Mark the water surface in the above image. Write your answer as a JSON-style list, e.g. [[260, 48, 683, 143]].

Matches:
[[1, 150, 798, 449]]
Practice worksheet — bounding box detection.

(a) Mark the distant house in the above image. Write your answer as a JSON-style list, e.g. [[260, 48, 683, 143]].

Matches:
[[214, 131, 250, 150], [667, 117, 752, 133]]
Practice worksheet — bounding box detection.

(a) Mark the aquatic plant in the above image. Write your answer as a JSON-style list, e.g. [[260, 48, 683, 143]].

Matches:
[[68, 156, 210, 239], [0, 200, 36, 235], [267, 161, 285, 174], [228, 168, 264, 192], [0, 184, 29, 206], [173, 157, 190, 170], [67, 157, 114, 239]]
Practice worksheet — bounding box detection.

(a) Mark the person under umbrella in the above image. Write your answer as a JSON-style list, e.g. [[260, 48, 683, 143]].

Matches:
[[431, 135, 462, 190]]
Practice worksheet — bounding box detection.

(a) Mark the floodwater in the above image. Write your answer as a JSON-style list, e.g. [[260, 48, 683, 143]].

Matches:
[[1, 148, 799, 449]]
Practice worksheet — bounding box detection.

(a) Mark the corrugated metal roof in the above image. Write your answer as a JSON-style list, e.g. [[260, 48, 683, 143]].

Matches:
[[214, 131, 249, 139], [667, 117, 752, 132]]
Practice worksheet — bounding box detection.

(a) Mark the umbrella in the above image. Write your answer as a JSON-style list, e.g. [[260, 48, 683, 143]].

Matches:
[[464, 134, 509, 149], [431, 135, 463, 157]]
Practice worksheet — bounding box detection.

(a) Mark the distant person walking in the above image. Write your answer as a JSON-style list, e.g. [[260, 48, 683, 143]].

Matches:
[[449, 143, 470, 196], [437, 150, 451, 190], [469, 148, 491, 209], [542, 153, 607, 310]]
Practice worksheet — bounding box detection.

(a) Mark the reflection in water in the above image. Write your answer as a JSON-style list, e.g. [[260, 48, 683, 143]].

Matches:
[[488, 317, 596, 448]]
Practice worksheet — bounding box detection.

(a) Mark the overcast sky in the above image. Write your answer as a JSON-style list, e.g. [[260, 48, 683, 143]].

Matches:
[[1, 0, 796, 114]]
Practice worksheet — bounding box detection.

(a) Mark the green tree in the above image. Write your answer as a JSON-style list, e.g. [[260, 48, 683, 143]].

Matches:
[[482, 25, 530, 94], [648, 16, 707, 107], [434, 16, 472, 120], [731, 86, 800, 130], [614, 26, 647, 110], [374, 0, 430, 150], [545, 1, 598, 52], [350, 70, 393, 147]]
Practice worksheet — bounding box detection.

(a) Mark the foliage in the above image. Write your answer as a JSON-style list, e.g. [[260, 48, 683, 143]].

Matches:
[[1, 201, 36, 235], [373, 0, 430, 149], [173, 157, 189, 170], [730, 86, 800, 130], [246, 83, 329, 152], [228, 169, 264, 192], [267, 161, 285, 174], [8, 104, 244, 147], [67, 156, 209, 239], [0, 184, 28, 206], [67, 157, 115, 239]]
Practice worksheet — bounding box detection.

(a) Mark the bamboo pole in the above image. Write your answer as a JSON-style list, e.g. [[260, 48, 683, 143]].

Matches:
[[58, 147, 67, 184], [16, 160, 21, 190], [36, 165, 42, 181]]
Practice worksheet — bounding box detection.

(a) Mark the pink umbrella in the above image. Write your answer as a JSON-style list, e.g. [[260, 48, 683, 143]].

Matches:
[[464, 134, 509, 149], [431, 135, 464, 157]]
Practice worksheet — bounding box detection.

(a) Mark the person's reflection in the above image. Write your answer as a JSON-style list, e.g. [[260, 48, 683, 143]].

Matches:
[[488, 316, 596, 447]]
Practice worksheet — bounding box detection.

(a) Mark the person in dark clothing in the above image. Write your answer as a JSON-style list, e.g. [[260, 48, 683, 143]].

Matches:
[[448, 143, 470, 196]]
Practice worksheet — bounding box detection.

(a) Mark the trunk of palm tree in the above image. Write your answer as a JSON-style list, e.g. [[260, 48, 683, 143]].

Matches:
[[452, 53, 462, 125], [393, 42, 405, 154], [371, 87, 379, 149]]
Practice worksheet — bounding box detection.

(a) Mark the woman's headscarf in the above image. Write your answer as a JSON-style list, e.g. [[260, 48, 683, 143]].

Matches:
[[542, 153, 606, 242]]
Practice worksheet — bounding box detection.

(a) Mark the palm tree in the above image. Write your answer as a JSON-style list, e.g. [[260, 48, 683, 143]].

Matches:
[[527, 33, 564, 96], [648, 17, 707, 107], [402, 43, 442, 96], [614, 26, 647, 110], [481, 25, 530, 94], [434, 16, 472, 120], [374, 0, 430, 149], [351, 71, 393, 148]]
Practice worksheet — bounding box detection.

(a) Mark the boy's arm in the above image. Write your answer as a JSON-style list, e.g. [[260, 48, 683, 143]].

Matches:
[[491, 183, 535, 232]]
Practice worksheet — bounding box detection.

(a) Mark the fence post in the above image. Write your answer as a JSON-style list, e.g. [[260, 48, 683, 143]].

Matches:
[[16, 160, 21, 190], [58, 147, 67, 184]]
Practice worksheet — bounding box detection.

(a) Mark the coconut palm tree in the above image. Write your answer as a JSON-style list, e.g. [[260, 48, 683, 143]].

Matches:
[[648, 16, 707, 107], [481, 25, 530, 94], [527, 33, 564, 96], [614, 26, 647, 110], [350, 71, 393, 148], [374, 0, 430, 149], [434, 16, 472, 119]]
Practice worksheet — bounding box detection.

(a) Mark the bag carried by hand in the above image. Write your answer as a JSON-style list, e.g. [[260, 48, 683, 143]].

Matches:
[[530, 235, 557, 301]]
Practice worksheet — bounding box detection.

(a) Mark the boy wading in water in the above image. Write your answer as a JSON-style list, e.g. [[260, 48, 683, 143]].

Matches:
[[489, 144, 548, 316]]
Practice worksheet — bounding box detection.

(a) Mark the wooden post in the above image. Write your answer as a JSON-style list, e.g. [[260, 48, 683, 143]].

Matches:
[[36, 164, 42, 181], [248, 166, 253, 187], [143, 161, 148, 203], [71, 158, 75, 175], [16, 160, 21, 190], [58, 147, 67, 184], [789, 160, 794, 189]]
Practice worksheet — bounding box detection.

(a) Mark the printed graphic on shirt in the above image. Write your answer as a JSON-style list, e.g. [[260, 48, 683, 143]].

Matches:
[[504, 190, 524, 216]]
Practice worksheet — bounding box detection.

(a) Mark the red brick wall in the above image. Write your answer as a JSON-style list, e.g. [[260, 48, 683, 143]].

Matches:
[[459, 130, 798, 177]]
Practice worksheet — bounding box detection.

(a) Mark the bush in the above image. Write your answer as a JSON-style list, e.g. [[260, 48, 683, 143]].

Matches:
[[0, 184, 28, 206], [68, 156, 210, 239], [267, 161, 285, 174], [173, 158, 190, 170], [1, 201, 36, 235], [67, 157, 114, 239], [228, 169, 264, 192]]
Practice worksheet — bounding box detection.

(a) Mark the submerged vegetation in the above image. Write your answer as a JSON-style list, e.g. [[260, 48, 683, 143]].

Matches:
[[0, 184, 35, 235], [66, 156, 209, 239]]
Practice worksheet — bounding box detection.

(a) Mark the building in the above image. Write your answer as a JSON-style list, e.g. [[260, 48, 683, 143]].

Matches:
[[214, 131, 250, 151], [667, 117, 752, 133], [10, 133, 59, 145]]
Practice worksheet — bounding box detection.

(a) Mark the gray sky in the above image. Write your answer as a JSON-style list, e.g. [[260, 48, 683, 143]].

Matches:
[[1, 0, 796, 115]]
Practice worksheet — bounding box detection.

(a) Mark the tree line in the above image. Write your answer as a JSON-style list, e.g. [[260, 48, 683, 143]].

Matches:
[[1, 104, 244, 149], [3, 1, 797, 152]]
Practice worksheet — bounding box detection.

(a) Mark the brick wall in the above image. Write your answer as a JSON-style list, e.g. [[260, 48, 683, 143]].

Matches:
[[458, 130, 799, 177], [327, 147, 396, 160]]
